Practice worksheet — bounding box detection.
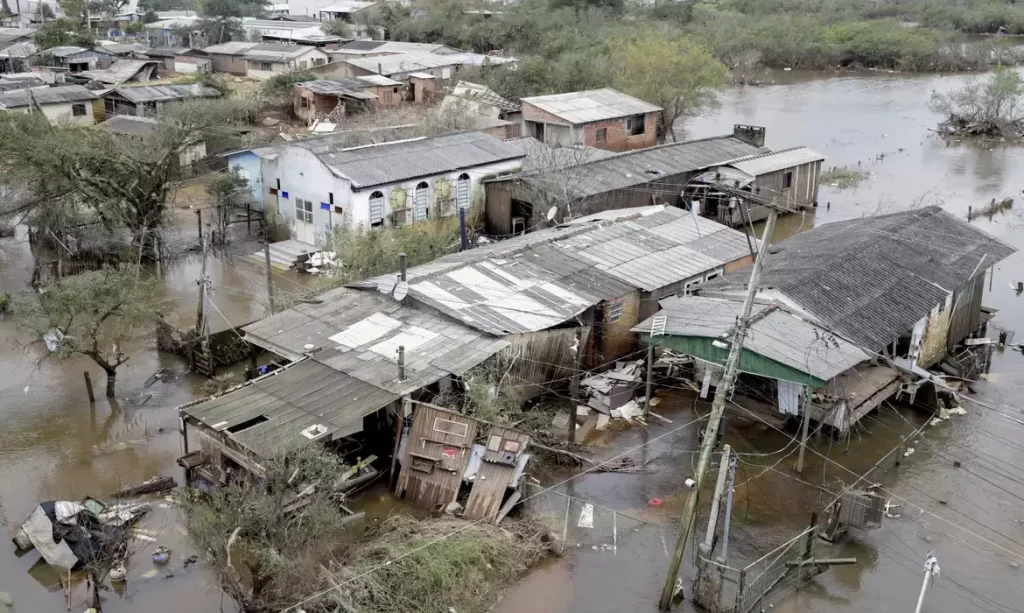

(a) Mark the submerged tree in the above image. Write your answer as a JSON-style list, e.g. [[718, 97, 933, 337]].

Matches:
[[207, 169, 251, 246], [13, 265, 160, 397], [608, 32, 728, 141], [180, 447, 353, 613], [0, 98, 257, 256], [930, 67, 1024, 137]]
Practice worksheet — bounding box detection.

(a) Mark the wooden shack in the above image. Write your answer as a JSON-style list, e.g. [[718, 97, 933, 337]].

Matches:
[[395, 404, 479, 510]]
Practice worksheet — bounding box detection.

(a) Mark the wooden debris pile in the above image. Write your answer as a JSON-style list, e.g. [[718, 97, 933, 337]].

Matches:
[[579, 360, 645, 427], [936, 115, 1024, 138]]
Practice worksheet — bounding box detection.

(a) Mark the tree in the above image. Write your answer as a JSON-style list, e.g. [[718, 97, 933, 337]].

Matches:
[[180, 447, 354, 613], [930, 66, 1024, 124], [321, 18, 350, 37], [0, 98, 258, 256], [34, 18, 95, 50], [13, 265, 160, 397], [207, 169, 250, 245], [194, 0, 269, 43], [609, 31, 727, 141]]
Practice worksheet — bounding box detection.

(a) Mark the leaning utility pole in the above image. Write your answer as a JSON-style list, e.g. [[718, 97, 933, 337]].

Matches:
[[658, 204, 779, 610]]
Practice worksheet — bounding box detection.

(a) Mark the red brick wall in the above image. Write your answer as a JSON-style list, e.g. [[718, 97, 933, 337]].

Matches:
[[581, 111, 658, 151]]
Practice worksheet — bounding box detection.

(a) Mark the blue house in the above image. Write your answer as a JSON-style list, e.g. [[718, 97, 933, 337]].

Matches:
[[223, 149, 265, 210]]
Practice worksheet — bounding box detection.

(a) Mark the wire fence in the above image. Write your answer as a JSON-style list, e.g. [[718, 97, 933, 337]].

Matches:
[[693, 526, 816, 613], [522, 483, 649, 554]]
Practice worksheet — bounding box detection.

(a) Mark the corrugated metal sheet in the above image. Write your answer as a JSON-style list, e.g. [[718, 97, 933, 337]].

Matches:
[[308, 131, 526, 190], [510, 135, 765, 200], [242, 287, 509, 395], [728, 146, 825, 176], [100, 115, 160, 136], [704, 206, 1017, 352], [634, 296, 870, 382], [203, 42, 259, 56], [0, 41, 36, 58], [297, 78, 375, 95], [243, 43, 316, 61], [182, 359, 399, 458], [110, 83, 221, 103], [375, 205, 753, 335], [521, 88, 661, 124], [344, 51, 458, 75], [80, 60, 158, 85]]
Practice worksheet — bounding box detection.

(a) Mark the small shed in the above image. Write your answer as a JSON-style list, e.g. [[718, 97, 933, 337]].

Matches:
[[396, 404, 479, 510], [463, 425, 530, 521]]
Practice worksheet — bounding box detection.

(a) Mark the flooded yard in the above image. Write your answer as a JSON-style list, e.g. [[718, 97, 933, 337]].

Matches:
[[2, 67, 1024, 612]]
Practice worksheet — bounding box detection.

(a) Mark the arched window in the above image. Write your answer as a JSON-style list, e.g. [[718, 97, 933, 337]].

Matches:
[[369, 190, 384, 227], [457, 173, 471, 210], [415, 181, 430, 221]]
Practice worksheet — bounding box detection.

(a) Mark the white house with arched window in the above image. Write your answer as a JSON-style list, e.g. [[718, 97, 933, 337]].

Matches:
[[249, 131, 526, 244]]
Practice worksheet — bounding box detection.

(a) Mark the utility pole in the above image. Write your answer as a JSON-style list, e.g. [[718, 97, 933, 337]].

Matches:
[[915, 553, 940, 613], [195, 234, 209, 335], [796, 386, 813, 473], [717, 454, 739, 565], [568, 329, 582, 446], [699, 445, 731, 557], [659, 206, 779, 610], [643, 343, 654, 416], [263, 239, 275, 315]]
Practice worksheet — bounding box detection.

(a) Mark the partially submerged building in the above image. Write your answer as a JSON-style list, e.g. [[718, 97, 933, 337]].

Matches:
[[360, 205, 756, 373], [178, 288, 509, 485], [232, 131, 526, 245], [519, 88, 662, 152], [640, 206, 1016, 430], [483, 128, 766, 236]]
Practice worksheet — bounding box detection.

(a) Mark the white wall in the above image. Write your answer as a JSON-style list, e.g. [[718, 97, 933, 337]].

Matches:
[[40, 101, 95, 126], [348, 158, 524, 229], [178, 142, 207, 167], [265, 147, 351, 243]]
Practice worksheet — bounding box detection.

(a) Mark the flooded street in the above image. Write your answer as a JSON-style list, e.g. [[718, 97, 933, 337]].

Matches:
[[499, 69, 1024, 613], [3, 68, 1024, 612]]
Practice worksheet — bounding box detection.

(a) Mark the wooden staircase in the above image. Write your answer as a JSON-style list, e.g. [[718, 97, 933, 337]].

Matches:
[[191, 344, 215, 378]]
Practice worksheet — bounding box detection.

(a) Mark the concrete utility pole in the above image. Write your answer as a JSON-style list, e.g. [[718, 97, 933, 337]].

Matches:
[[699, 444, 731, 557], [263, 239, 275, 315], [659, 206, 779, 610], [796, 387, 813, 473], [718, 454, 739, 565], [915, 553, 940, 613]]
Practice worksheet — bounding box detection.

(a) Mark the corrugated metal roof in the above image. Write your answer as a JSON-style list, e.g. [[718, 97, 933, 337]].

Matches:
[[356, 74, 401, 86], [374, 205, 753, 335], [521, 88, 661, 124], [243, 43, 320, 61], [297, 78, 376, 94], [45, 46, 91, 57], [80, 60, 158, 85], [0, 27, 37, 45], [728, 146, 825, 176], [450, 80, 520, 112], [703, 206, 1017, 352], [0, 41, 37, 58], [306, 131, 526, 189], [143, 46, 187, 57], [505, 135, 765, 200], [633, 296, 870, 382], [0, 85, 98, 108], [109, 83, 221, 103], [343, 51, 459, 75], [181, 359, 399, 457], [242, 288, 509, 395], [318, 1, 377, 12], [202, 41, 259, 55], [0, 77, 46, 92]]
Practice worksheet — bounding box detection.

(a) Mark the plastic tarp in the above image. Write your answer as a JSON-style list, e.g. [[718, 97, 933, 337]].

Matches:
[[20, 506, 80, 571]]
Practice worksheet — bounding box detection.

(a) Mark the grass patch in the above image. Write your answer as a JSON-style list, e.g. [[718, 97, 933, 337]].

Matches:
[[329, 516, 552, 613], [820, 166, 870, 189]]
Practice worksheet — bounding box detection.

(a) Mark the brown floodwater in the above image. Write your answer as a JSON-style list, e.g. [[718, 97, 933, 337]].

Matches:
[[3, 68, 1024, 613]]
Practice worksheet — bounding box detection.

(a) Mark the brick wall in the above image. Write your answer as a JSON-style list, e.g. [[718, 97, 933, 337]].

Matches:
[[581, 112, 658, 151]]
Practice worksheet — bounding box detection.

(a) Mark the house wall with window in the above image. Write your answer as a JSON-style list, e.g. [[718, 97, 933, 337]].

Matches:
[[520, 102, 658, 152], [245, 48, 329, 80], [259, 147, 351, 244], [598, 291, 642, 363], [38, 100, 96, 126]]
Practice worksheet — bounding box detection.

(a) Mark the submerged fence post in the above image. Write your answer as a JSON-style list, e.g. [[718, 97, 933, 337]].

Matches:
[[84, 372, 95, 403]]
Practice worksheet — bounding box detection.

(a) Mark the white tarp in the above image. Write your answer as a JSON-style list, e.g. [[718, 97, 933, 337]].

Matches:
[[777, 380, 802, 416], [21, 506, 79, 571]]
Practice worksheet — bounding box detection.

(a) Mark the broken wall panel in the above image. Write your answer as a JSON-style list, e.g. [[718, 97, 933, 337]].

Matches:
[[396, 405, 478, 511]]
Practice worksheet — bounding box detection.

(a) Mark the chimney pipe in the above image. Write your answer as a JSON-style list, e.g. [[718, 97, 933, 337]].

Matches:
[[397, 345, 406, 381]]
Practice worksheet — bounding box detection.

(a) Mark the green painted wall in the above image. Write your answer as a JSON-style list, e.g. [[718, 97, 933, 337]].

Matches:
[[641, 333, 825, 388]]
